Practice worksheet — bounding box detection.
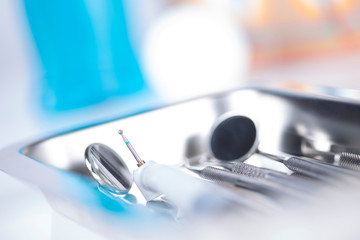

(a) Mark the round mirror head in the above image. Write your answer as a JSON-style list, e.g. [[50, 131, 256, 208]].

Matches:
[[209, 115, 258, 162], [85, 143, 132, 194]]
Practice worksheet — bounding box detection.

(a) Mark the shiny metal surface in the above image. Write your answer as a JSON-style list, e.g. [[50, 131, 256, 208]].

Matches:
[[21, 86, 360, 178], [2, 85, 360, 237], [84, 143, 132, 194]]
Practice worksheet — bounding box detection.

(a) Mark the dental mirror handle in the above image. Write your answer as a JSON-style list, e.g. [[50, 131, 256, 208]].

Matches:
[[199, 166, 282, 194], [282, 156, 358, 180], [259, 152, 357, 179], [232, 162, 317, 192]]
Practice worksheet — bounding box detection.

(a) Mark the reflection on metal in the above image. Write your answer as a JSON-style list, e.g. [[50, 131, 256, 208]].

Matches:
[[2, 84, 360, 237], [84, 143, 132, 194], [22, 86, 360, 178]]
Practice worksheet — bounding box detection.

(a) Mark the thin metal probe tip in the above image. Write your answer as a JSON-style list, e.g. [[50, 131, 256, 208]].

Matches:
[[118, 129, 145, 167]]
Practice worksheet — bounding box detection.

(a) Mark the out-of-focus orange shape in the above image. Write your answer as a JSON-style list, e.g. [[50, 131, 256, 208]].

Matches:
[[252, 0, 322, 27], [252, 0, 272, 27], [333, 0, 357, 13], [290, 0, 321, 20]]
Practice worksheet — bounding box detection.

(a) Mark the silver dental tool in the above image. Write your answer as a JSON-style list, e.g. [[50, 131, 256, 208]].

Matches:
[[185, 156, 317, 193], [231, 162, 318, 193], [195, 165, 320, 202], [261, 152, 358, 181], [209, 114, 358, 181], [195, 166, 282, 195], [301, 140, 360, 171], [334, 152, 360, 171], [84, 143, 133, 194]]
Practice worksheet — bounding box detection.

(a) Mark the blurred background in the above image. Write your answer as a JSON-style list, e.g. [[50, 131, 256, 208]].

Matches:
[[1, 0, 360, 238], [3, 0, 360, 145]]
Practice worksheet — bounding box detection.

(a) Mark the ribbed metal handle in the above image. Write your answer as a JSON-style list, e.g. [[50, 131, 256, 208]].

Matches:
[[199, 166, 280, 194], [284, 157, 355, 180], [232, 162, 268, 178], [232, 162, 316, 192], [335, 152, 360, 171]]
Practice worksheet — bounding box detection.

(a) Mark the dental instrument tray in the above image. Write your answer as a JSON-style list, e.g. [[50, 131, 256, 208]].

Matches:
[[2, 84, 360, 238]]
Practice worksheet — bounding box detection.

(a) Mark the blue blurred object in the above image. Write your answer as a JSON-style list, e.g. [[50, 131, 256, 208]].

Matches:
[[23, 0, 148, 110]]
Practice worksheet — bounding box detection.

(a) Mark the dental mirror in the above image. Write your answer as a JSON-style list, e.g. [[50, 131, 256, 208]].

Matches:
[[209, 114, 259, 162], [85, 143, 132, 194]]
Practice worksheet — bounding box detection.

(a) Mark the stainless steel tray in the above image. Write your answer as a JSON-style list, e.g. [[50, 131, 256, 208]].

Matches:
[[2, 85, 360, 238]]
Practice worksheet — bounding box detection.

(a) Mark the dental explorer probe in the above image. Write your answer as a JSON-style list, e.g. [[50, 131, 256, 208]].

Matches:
[[118, 130, 263, 214]]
